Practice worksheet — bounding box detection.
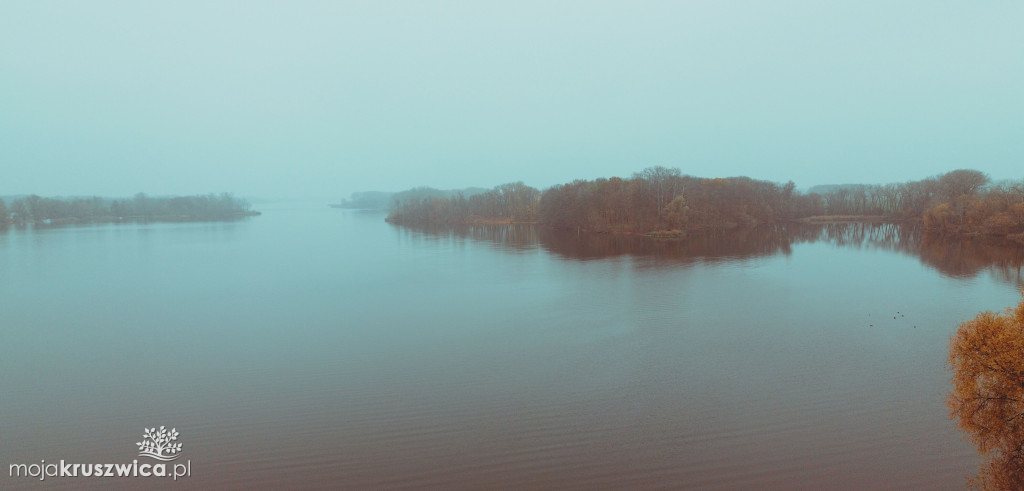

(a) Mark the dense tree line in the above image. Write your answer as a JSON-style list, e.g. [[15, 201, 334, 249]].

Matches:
[[814, 168, 1024, 239], [537, 167, 828, 233], [540, 167, 1023, 239], [539, 168, 811, 233], [0, 193, 257, 224], [382, 167, 1024, 239], [922, 177, 1024, 240], [386, 182, 540, 224], [806, 169, 993, 219]]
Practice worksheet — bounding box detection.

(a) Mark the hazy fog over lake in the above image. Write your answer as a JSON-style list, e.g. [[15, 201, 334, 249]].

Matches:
[[4, 2, 1024, 489], [2, 1, 1022, 198]]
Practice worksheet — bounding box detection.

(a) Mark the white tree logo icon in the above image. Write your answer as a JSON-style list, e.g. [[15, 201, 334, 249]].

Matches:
[[136, 426, 183, 461]]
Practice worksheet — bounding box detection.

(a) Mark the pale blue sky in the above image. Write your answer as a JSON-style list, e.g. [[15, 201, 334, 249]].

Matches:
[[1, 1, 1021, 199]]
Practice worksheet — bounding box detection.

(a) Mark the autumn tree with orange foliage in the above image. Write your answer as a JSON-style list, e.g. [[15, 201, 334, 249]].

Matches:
[[949, 292, 1024, 489]]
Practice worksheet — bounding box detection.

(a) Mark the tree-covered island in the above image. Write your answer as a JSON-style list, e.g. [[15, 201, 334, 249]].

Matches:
[[384, 168, 1024, 242], [0, 193, 259, 226]]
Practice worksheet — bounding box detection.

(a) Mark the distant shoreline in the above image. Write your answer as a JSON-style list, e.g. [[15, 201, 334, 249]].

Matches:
[[0, 193, 260, 226], [0, 211, 261, 227], [380, 168, 1024, 241]]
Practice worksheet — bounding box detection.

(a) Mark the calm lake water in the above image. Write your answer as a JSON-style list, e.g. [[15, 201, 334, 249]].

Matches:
[[2, 204, 1023, 489]]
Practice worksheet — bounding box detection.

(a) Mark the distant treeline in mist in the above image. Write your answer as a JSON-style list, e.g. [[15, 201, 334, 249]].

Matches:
[[386, 183, 539, 224], [335, 191, 394, 210], [0, 193, 258, 225], [382, 167, 1024, 241], [336, 187, 489, 210]]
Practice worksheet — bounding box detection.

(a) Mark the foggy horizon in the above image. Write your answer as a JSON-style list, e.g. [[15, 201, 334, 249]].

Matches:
[[5, 4, 1024, 487], [2, 2, 1021, 200]]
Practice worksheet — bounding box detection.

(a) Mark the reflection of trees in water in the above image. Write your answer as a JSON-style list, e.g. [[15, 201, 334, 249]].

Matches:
[[391, 222, 1024, 285], [393, 223, 539, 252], [919, 235, 1024, 285], [813, 222, 1024, 285], [536, 226, 795, 264], [816, 222, 921, 251]]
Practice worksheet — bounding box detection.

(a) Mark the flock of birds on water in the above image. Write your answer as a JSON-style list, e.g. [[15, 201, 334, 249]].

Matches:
[[868, 311, 913, 328]]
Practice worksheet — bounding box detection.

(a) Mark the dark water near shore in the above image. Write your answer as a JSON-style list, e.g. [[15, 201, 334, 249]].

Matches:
[[2, 205, 1023, 489]]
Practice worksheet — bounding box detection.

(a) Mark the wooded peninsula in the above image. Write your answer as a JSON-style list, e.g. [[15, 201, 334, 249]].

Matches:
[[0, 193, 259, 225], [384, 168, 1024, 242]]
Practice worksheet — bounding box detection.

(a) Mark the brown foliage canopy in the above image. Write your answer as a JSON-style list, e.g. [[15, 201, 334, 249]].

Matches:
[[538, 169, 800, 233], [385, 167, 1023, 237], [925, 175, 1024, 238], [949, 293, 1024, 489]]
